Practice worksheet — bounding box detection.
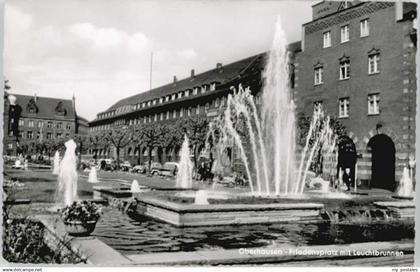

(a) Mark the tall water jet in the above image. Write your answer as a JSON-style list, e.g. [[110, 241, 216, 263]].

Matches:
[[57, 139, 78, 206], [88, 166, 99, 183], [131, 180, 141, 193], [53, 151, 60, 175], [176, 135, 193, 189], [396, 167, 414, 198], [207, 16, 339, 197]]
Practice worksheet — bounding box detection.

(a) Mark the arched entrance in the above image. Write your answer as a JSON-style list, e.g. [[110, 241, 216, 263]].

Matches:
[[337, 135, 357, 184], [367, 134, 396, 191]]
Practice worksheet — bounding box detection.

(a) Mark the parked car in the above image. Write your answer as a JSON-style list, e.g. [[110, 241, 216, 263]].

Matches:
[[132, 162, 148, 174], [149, 162, 163, 175], [120, 161, 132, 171], [151, 162, 179, 177], [99, 159, 116, 171]]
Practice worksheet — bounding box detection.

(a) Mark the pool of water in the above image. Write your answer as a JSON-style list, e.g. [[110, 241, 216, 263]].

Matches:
[[92, 208, 414, 255]]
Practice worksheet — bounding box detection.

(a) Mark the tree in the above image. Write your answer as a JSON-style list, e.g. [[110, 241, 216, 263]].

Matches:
[[74, 134, 88, 169], [137, 123, 166, 172], [181, 116, 209, 168], [86, 132, 103, 163], [103, 126, 134, 170], [161, 120, 184, 160]]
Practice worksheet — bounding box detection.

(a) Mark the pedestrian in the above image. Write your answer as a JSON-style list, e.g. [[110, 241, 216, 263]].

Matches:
[[343, 168, 352, 191]]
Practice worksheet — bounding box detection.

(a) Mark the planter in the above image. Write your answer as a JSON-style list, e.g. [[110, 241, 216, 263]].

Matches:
[[63, 220, 98, 236]]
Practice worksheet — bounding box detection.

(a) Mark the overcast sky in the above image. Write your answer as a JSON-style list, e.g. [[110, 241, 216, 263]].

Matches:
[[5, 0, 315, 121]]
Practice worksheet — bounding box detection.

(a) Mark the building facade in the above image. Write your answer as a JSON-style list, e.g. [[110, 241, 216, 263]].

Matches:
[[294, 1, 417, 189], [89, 1, 417, 190], [3, 93, 89, 157]]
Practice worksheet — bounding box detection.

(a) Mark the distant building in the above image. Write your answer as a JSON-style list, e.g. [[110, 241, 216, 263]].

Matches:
[[3, 92, 89, 156], [294, 1, 417, 189], [89, 1, 417, 191]]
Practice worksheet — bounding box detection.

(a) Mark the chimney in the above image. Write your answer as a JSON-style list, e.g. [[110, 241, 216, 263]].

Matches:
[[216, 63, 223, 72], [190, 69, 195, 79], [173, 75, 177, 83], [34, 93, 37, 102]]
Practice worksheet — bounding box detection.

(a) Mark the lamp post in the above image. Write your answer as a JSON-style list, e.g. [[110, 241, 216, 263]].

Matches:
[[7, 94, 21, 156]]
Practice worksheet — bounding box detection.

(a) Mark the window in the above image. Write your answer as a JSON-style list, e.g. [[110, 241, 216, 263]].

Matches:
[[196, 105, 200, 114], [314, 101, 323, 114], [188, 107, 192, 116], [171, 94, 176, 100], [178, 92, 183, 98], [28, 120, 34, 127], [221, 96, 226, 106], [360, 19, 369, 37], [8, 143, 13, 149], [154, 114, 158, 122], [210, 83, 216, 91], [338, 98, 350, 118], [153, 99, 157, 105], [160, 113, 164, 121], [66, 123, 72, 130], [166, 111, 170, 120], [57, 122, 62, 129], [180, 108, 184, 117], [165, 96, 170, 102], [323, 31, 331, 48], [27, 131, 33, 139], [47, 122, 53, 128], [368, 53, 380, 74], [368, 94, 380, 115], [314, 67, 323, 85], [56, 133, 62, 138], [147, 101, 151, 107], [8, 131, 13, 137], [205, 103, 210, 112], [340, 25, 349, 43], [185, 90, 190, 97], [159, 97, 164, 103], [201, 86, 206, 94], [193, 87, 199, 95], [19, 120, 25, 126], [173, 110, 176, 118], [38, 122, 44, 128], [148, 115, 152, 123], [339, 60, 350, 80]]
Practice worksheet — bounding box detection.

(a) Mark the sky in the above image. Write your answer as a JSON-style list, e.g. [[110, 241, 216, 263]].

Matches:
[[4, 0, 316, 121]]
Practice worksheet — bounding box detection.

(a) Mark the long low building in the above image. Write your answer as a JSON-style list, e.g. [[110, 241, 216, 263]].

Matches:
[[89, 1, 417, 191]]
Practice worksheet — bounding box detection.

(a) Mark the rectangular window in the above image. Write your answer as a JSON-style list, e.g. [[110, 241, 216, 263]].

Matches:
[[201, 86, 206, 94], [159, 97, 164, 103], [47, 122, 53, 128], [154, 114, 158, 122], [173, 110, 177, 118], [27, 131, 33, 139], [360, 19, 369, 37], [215, 98, 219, 107], [38, 121, 44, 128], [160, 113, 164, 121], [368, 94, 380, 115], [339, 60, 350, 80], [339, 98, 350, 118], [180, 108, 184, 117], [185, 90, 190, 97], [19, 120, 25, 126], [8, 143, 13, 149], [171, 94, 176, 100], [210, 83, 216, 91], [314, 67, 323, 85], [56, 133, 62, 138], [166, 111, 170, 120], [368, 54, 380, 74], [196, 105, 200, 114], [188, 107, 192, 116], [323, 31, 331, 48], [28, 120, 34, 127], [340, 25, 349, 43], [57, 122, 63, 129]]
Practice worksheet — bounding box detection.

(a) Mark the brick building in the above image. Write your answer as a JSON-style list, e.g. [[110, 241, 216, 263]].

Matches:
[[3, 92, 89, 157], [294, 1, 417, 189], [89, 1, 416, 190]]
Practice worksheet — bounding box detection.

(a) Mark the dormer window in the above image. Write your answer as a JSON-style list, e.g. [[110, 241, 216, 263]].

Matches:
[[185, 90, 190, 97], [210, 83, 216, 91], [142, 102, 146, 108], [171, 94, 176, 100], [178, 91, 183, 98], [159, 97, 164, 103], [193, 87, 199, 95], [166, 95, 170, 102], [153, 99, 157, 105], [55, 101, 67, 116], [27, 98, 39, 114], [201, 85, 208, 94]]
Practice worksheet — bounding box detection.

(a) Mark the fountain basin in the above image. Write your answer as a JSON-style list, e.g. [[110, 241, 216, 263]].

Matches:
[[133, 195, 323, 226], [374, 201, 415, 219]]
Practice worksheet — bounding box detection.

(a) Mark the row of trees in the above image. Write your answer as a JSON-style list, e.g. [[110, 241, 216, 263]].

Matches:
[[86, 116, 210, 170]]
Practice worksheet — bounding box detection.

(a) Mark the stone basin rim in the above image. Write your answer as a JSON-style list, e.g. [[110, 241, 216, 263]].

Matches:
[[135, 196, 324, 213]]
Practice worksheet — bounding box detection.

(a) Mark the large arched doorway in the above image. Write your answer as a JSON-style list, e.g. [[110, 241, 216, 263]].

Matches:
[[337, 135, 357, 185], [367, 134, 396, 191]]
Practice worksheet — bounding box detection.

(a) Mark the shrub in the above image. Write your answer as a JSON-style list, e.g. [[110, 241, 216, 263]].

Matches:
[[61, 201, 102, 226]]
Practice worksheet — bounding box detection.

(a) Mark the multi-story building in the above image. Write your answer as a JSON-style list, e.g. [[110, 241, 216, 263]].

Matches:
[[294, 1, 417, 190], [3, 92, 89, 156], [89, 1, 416, 191]]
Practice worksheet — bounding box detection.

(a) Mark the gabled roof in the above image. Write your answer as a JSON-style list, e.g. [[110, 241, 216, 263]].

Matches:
[[100, 54, 263, 114], [7, 93, 76, 120]]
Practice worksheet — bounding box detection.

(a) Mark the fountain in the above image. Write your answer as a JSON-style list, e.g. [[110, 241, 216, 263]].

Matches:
[[396, 167, 414, 199], [194, 190, 209, 205], [207, 17, 337, 197], [176, 135, 193, 189], [131, 180, 141, 193], [88, 166, 99, 183], [53, 150, 60, 175], [57, 139, 78, 207]]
